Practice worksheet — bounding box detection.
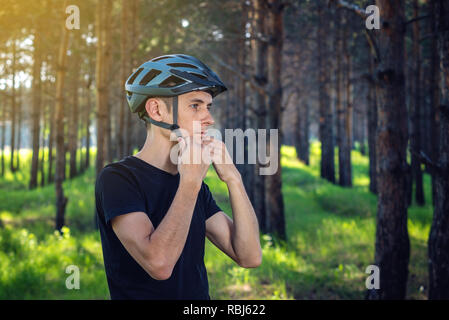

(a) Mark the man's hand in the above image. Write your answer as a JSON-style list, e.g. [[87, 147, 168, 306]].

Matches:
[[203, 137, 241, 184], [177, 135, 211, 186]]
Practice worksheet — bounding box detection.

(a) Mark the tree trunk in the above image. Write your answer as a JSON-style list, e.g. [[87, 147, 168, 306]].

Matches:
[[251, 0, 268, 233], [69, 34, 80, 179], [16, 85, 22, 171], [126, 0, 139, 156], [96, 0, 106, 175], [337, 8, 352, 187], [237, 0, 253, 205], [55, 1, 70, 232], [429, 0, 440, 206], [341, 18, 353, 187], [40, 101, 47, 187], [47, 81, 55, 184], [30, 28, 43, 189], [85, 77, 92, 171], [295, 95, 310, 165], [410, 0, 425, 206], [318, 1, 335, 183], [118, 0, 128, 160], [368, 56, 378, 194], [359, 106, 366, 156], [368, 0, 410, 300], [96, 0, 113, 175], [10, 40, 17, 173], [265, 0, 286, 240], [1, 89, 5, 177], [428, 0, 449, 300]]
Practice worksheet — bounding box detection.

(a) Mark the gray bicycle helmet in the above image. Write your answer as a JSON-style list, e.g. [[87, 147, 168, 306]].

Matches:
[[125, 54, 227, 133]]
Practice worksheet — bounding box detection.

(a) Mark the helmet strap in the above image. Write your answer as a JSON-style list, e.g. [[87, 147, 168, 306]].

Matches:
[[143, 96, 181, 136]]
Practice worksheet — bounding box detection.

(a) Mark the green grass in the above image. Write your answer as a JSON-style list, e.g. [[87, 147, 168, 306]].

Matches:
[[0, 144, 433, 299]]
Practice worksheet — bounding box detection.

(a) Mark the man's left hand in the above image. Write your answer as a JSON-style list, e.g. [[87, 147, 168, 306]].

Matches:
[[203, 137, 241, 184]]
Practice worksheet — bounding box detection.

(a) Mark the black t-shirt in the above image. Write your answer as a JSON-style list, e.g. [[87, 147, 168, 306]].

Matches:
[[95, 155, 222, 300]]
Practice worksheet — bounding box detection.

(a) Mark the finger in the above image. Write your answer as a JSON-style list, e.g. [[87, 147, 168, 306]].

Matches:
[[177, 137, 188, 155]]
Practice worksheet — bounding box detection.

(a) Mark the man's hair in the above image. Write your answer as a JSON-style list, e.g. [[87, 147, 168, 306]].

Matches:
[[143, 96, 173, 131]]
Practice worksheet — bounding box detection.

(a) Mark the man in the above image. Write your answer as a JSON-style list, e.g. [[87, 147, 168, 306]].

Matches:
[[95, 54, 262, 300]]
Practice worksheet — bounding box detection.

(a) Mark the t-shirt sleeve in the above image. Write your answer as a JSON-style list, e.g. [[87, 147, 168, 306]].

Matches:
[[202, 182, 222, 220], [97, 166, 147, 225]]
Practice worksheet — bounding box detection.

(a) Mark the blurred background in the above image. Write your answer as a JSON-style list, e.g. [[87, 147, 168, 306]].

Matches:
[[0, 0, 448, 300]]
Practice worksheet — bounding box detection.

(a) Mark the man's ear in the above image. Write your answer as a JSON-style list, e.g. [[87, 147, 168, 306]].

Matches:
[[144, 98, 163, 122]]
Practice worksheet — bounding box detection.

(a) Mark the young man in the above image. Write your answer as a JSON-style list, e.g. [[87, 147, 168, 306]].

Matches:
[[95, 54, 262, 300]]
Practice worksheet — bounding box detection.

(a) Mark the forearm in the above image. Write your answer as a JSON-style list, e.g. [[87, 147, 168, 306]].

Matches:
[[146, 179, 201, 270], [227, 178, 262, 267]]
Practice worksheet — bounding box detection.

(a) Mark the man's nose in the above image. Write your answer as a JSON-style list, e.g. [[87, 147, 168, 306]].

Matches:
[[203, 110, 215, 127]]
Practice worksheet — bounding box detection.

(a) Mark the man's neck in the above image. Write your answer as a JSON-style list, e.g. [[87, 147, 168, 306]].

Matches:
[[134, 130, 178, 175]]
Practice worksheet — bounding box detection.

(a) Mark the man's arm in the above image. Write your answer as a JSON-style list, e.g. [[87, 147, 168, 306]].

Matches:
[[205, 138, 262, 268], [111, 136, 209, 281], [206, 177, 262, 268], [112, 178, 201, 280]]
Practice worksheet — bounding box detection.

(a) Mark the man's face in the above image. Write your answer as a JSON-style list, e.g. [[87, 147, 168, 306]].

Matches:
[[176, 91, 215, 139]]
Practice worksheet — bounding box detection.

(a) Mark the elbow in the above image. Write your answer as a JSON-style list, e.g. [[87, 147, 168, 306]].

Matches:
[[238, 253, 262, 269], [150, 266, 173, 281], [145, 258, 173, 281]]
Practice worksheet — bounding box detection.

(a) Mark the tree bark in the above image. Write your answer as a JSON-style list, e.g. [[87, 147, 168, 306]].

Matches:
[[118, 0, 128, 160], [84, 76, 92, 172], [10, 40, 17, 173], [318, 1, 335, 183], [251, 0, 268, 233], [368, 56, 378, 194], [47, 80, 55, 184], [428, 0, 449, 300], [368, 0, 410, 300], [410, 0, 425, 206], [295, 94, 310, 165], [69, 34, 81, 179], [16, 85, 22, 171], [55, 1, 70, 231], [40, 101, 46, 187], [265, 0, 286, 240], [341, 19, 353, 187], [236, 0, 253, 206], [104, 1, 113, 165], [336, 9, 352, 187], [1, 88, 5, 177], [30, 27, 43, 189], [95, 0, 109, 175], [429, 0, 440, 206]]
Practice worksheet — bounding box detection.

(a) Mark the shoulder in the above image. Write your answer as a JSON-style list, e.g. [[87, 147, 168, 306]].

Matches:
[[199, 181, 218, 203], [200, 181, 213, 195], [96, 158, 139, 190]]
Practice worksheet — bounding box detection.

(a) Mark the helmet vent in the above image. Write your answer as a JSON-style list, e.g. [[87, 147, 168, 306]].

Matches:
[[139, 69, 162, 85], [127, 68, 143, 85], [189, 73, 207, 80], [167, 63, 198, 69], [178, 54, 195, 61], [152, 56, 170, 62], [159, 75, 185, 88]]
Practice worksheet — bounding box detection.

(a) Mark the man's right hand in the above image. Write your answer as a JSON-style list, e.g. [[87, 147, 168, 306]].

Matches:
[[176, 135, 211, 186]]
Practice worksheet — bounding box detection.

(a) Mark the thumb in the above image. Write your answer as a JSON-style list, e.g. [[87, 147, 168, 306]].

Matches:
[[177, 137, 187, 155]]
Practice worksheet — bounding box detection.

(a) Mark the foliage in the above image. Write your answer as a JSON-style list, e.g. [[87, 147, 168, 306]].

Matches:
[[0, 144, 433, 299]]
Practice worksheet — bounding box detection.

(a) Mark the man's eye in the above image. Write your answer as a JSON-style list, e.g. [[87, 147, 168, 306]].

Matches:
[[190, 104, 199, 109]]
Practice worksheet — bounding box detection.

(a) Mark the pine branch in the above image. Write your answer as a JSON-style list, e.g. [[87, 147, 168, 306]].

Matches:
[[209, 53, 270, 97], [405, 14, 431, 26], [329, 0, 380, 60], [329, 0, 368, 19], [409, 148, 442, 173]]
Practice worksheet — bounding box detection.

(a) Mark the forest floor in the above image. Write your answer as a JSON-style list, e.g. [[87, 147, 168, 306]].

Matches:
[[0, 143, 432, 299]]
